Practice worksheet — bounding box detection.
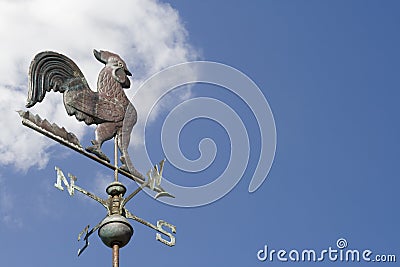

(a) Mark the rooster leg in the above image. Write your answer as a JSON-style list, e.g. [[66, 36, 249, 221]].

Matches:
[[116, 128, 145, 180], [117, 128, 130, 172], [86, 122, 117, 162]]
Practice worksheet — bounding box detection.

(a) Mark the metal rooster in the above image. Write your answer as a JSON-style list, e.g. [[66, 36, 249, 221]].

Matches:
[[26, 50, 138, 175]]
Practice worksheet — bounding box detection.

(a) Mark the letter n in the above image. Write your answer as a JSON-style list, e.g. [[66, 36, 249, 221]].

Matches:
[[54, 166, 76, 196]]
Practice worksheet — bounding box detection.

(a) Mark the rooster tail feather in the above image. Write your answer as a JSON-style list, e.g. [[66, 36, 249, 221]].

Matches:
[[26, 51, 89, 108]]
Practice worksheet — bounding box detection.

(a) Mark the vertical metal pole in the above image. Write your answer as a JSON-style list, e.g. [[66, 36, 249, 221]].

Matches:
[[112, 244, 120, 267], [114, 136, 118, 182]]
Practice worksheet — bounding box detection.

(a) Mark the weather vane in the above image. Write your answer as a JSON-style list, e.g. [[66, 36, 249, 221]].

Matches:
[[18, 50, 176, 267]]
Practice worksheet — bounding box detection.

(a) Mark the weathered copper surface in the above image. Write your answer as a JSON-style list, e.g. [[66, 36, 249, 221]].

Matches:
[[98, 215, 133, 248], [21, 50, 177, 265], [26, 50, 140, 177]]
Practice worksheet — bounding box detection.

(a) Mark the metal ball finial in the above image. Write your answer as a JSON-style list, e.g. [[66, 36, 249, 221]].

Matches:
[[98, 215, 133, 248]]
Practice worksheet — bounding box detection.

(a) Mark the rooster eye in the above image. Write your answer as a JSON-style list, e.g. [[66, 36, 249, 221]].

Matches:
[[118, 62, 123, 67]]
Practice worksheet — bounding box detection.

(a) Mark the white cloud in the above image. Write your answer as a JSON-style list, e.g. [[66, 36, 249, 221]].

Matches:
[[0, 0, 198, 171]]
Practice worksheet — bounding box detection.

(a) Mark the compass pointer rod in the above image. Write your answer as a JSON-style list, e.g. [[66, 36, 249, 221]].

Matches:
[[125, 210, 157, 230], [124, 209, 176, 246], [121, 180, 150, 208], [77, 218, 104, 256]]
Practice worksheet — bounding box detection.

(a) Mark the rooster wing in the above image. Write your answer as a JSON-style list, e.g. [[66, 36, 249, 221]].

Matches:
[[63, 86, 126, 125]]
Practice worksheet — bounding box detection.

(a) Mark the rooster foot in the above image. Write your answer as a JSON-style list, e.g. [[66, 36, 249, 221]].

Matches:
[[86, 146, 110, 163], [119, 164, 130, 173]]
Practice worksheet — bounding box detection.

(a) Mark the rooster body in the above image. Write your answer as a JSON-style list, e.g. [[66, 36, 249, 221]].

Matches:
[[26, 50, 139, 176]]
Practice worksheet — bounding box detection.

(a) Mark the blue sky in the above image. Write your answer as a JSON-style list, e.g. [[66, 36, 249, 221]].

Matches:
[[0, 0, 399, 266]]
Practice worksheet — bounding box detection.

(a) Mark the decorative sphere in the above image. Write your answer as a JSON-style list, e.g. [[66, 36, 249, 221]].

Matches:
[[98, 215, 133, 248], [106, 182, 126, 196]]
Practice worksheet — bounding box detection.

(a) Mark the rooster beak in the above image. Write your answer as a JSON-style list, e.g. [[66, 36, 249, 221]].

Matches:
[[93, 49, 106, 64], [125, 69, 132, 76]]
